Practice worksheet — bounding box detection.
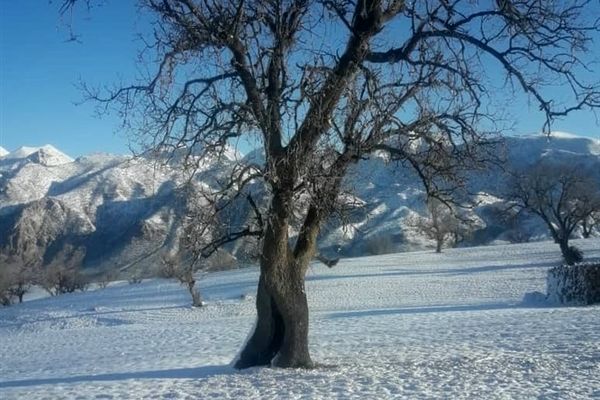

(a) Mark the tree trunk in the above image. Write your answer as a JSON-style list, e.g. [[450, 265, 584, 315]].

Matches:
[[558, 238, 581, 265], [435, 239, 443, 253], [187, 280, 203, 308], [234, 258, 313, 369], [235, 192, 314, 369]]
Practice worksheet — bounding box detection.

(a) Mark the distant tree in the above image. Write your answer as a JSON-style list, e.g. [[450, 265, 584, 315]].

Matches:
[[163, 181, 244, 307], [408, 197, 476, 253], [127, 274, 143, 285], [97, 269, 118, 289], [508, 162, 600, 264], [41, 246, 88, 296], [0, 253, 36, 305], [0, 268, 13, 306], [160, 252, 204, 307], [501, 208, 533, 244], [62, 0, 600, 368], [364, 234, 397, 256], [581, 211, 599, 239]]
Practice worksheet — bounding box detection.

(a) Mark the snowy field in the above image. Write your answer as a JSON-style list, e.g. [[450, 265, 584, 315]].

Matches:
[[1, 239, 599, 399]]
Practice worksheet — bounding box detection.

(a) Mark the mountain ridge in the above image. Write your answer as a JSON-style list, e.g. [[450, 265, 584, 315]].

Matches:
[[1, 132, 599, 275]]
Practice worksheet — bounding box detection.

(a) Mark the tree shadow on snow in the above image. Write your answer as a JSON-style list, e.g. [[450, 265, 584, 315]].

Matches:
[[308, 260, 555, 282], [0, 365, 234, 388], [328, 302, 517, 319]]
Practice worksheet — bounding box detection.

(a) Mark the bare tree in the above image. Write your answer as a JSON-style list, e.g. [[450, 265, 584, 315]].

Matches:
[[158, 181, 241, 307], [0, 254, 35, 306], [41, 246, 88, 296], [62, 0, 600, 368], [408, 197, 475, 253], [581, 211, 600, 239], [508, 161, 600, 264], [0, 250, 40, 306], [97, 269, 118, 289], [160, 253, 204, 307], [0, 267, 13, 306]]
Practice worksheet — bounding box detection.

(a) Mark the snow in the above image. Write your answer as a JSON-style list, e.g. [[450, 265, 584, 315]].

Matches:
[[549, 131, 584, 139], [0, 146, 8, 157], [515, 132, 600, 157], [2, 145, 41, 159], [1, 239, 599, 399], [2, 145, 74, 165]]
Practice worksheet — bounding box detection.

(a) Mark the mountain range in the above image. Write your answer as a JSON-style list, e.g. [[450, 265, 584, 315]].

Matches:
[[0, 133, 599, 276]]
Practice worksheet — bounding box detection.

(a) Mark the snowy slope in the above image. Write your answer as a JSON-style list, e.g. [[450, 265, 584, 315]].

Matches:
[[0, 147, 8, 157], [0, 239, 599, 399], [0, 148, 186, 272]]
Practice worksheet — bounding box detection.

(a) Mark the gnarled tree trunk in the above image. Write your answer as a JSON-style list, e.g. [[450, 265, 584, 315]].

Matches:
[[235, 191, 317, 369]]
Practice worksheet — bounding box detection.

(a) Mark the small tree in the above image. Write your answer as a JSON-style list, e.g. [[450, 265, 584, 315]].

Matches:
[[97, 269, 118, 289], [0, 254, 36, 305], [41, 246, 88, 296], [0, 267, 13, 306], [407, 197, 475, 253], [508, 161, 600, 265], [160, 253, 203, 307], [581, 211, 599, 239]]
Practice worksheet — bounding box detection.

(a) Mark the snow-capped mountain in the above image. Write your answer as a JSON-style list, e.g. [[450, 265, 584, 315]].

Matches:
[[0, 147, 8, 157], [0, 133, 598, 275], [1, 145, 73, 166]]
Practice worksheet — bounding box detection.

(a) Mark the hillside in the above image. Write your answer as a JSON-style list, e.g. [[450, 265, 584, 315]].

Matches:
[[0, 133, 599, 275], [1, 239, 599, 399]]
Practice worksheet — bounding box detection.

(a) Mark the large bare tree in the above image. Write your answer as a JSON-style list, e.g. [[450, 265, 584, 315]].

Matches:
[[62, 0, 600, 368]]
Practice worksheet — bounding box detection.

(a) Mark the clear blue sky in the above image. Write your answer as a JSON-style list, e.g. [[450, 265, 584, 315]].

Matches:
[[1, 2, 599, 158]]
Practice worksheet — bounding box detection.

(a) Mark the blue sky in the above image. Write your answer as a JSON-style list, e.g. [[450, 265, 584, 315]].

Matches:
[[0, 1, 143, 157], [1, 2, 599, 158]]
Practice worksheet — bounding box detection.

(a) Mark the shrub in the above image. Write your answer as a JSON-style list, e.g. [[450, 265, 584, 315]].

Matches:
[[547, 262, 600, 305]]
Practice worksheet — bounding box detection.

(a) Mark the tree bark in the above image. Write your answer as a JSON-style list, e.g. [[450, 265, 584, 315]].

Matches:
[[234, 253, 313, 369], [235, 192, 314, 369], [558, 238, 579, 266], [187, 279, 203, 308], [435, 239, 443, 253]]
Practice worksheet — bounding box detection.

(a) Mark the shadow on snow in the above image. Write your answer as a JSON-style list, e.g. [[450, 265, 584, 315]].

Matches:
[[327, 302, 541, 319], [0, 365, 233, 388], [307, 260, 556, 282]]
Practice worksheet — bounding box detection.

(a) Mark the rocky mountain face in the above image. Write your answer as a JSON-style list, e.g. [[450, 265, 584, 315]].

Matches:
[[0, 133, 599, 276]]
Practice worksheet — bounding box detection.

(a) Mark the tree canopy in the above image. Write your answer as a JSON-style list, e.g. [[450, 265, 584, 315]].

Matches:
[[61, 0, 600, 368]]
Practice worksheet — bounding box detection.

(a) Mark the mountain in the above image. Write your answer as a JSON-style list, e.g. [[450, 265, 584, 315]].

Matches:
[[0, 149, 184, 275], [0, 147, 8, 157], [319, 133, 599, 253], [1, 145, 73, 166], [0, 133, 599, 276]]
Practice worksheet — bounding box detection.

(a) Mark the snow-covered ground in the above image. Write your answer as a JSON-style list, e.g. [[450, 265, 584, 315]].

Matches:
[[1, 239, 599, 399]]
